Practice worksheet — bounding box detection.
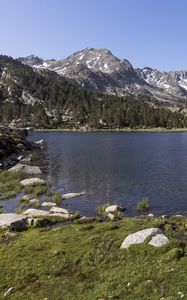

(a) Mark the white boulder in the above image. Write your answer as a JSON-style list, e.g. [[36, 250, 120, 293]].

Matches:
[[41, 202, 56, 207], [148, 234, 169, 247], [120, 228, 162, 249], [105, 205, 122, 213]]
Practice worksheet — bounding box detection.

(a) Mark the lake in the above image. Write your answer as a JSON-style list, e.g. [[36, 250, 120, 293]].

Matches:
[[27, 132, 187, 216]]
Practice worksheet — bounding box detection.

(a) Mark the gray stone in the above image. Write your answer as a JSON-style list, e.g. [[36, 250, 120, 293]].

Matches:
[[107, 213, 115, 220], [20, 178, 46, 186], [0, 213, 27, 230], [41, 202, 56, 207], [148, 234, 169, 247], [23, 208, 49, 217], [105, 204, 122, 213], [120, 228, 162, 249], [9, 163, 42, 175], [29, 199, 40, 205], [21, 195, 33, 201], [61, 192, 86, 199], [49, 206, 70, 214], [48, 213, 72, 219]]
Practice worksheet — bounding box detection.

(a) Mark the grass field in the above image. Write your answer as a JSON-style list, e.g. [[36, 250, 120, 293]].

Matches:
[[0, 216, 187, 299]]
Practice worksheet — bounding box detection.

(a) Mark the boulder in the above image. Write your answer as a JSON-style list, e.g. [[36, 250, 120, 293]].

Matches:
[[49, 206, 70, 214], [23, 208, 49, 217], [29, 199, 40, 205], [20, 178, 46, 186], [120, 228, 162, 249], [61, 192, 86, 199], [148, 234, 169, 247], [0, 213, 27, 230], [105, 205, 123, 213], [41, 202, 56, 207], [21, 195, 33, 201], [107, 213, 115, 220], [48, 213, 72, 219], [9, 163, 42, 175]]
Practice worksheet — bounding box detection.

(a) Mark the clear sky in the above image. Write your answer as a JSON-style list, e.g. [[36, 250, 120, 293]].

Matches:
[[0, 0, 186, 71]]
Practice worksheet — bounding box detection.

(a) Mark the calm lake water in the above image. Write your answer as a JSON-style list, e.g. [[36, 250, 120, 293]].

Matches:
[[23, 131, 187, 216]]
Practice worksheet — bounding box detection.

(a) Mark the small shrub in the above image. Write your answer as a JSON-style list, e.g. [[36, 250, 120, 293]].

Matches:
[[136, 197, 150, 212], [97, 204, 109, 215], [53, 192, 62, 205]]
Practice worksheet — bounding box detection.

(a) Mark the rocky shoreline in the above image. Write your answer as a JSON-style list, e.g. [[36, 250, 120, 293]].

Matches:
[[0, 125, 40, 169]]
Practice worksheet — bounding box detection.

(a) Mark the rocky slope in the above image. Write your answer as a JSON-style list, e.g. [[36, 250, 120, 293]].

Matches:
[[19, 48, 187, 105]]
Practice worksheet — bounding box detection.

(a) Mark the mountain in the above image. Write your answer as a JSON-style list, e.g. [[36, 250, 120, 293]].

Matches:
[[18, 48, 187, 106], [0, 54, 186, 129]]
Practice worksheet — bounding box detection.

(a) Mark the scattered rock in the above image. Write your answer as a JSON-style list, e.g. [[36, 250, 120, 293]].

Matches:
[[41, 202, 56, 207], [21, 195, 33, 201], [61, 192, 86, 199], [0, 213, 27, 230], [35, 139, 44, 145], [4, 287, 14, 297], [20, 178, 46, 186], [49, 207, 70, 214], [48, 213, 72, 219], [23, 209, 49, 217], [107, 213, 115, 220], [29, 199, 40, 205], [105, 204, 123, 213], [4, 231, 17, 238], [148, 234, 169, 247], [120, 228, 162, 249], [9, 163, 42, 175]]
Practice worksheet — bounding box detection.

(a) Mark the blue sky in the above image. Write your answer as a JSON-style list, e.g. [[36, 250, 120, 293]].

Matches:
[[0, 0, 186, 70]]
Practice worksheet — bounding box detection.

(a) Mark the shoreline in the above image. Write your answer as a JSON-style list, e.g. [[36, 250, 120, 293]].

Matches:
[[35, 127, 187, 133]]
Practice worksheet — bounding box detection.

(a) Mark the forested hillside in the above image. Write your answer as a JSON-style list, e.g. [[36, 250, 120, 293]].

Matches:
[[0, 55, 186, 129]]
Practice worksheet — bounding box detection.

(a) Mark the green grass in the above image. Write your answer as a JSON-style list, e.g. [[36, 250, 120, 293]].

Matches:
[[0, 171, 27, 200], [52, 192, 62, 205], [136, 197, 151, 212], [0, 216, 187, 299], [24, 184, 49, 196]]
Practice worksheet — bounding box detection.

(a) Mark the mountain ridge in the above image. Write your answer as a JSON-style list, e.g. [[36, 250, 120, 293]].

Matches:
[[18, 48, 187, 105]]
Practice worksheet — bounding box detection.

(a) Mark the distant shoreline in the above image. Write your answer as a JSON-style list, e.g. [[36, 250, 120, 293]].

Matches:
[[34, 127, 187, 133]]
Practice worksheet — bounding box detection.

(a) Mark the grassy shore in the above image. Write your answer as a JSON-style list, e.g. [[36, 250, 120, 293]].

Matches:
[[0, 216, 187, 299], [35, 127, 187, 133]]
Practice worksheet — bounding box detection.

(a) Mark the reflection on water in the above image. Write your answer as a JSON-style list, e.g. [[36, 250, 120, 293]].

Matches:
[[28, 132, 187, 216]]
